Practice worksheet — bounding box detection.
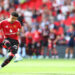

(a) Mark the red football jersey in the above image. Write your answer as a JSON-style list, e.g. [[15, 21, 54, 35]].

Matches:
[[0, 20, 21, 40], [49, 29, 58, 41], [25, 31, 33, 45], [32, 30, 41, 42], [0, 30, 4, 43]]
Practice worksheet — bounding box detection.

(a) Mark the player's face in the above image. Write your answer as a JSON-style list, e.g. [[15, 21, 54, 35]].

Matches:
[[10, 15, 18, 23]]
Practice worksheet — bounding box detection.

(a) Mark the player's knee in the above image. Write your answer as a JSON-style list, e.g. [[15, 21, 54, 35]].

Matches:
[[8, 55, 14, 61], [12, 49, 17, 54], [4, 40, 11, 47]]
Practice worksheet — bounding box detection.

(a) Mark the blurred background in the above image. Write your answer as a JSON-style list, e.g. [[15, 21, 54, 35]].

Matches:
[[0, 0, 75, 59]]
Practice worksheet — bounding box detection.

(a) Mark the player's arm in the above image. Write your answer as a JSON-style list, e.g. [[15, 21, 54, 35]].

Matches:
[[53, 29, 60, 43], [0, 21, 2, 30], [53, 35, 60, 44], [16, 21, 23, 36], [16, 28, 22, 36]]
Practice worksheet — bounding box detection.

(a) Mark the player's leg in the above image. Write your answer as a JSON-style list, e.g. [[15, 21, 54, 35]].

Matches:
[[53, 48, 59, 59], [46, 42, 51, 59], [43, 41, 48, 59], [0, 52, 14, 68], [40, 46, 44, 59], [14, 47, 23, 62], [26, 44, 29, 58], [0, 39, 18, 68], [65, 47, 70, 58], [40, 41, 44, 58], [14, 41, 23, 62], [2, 48, 8, 57], [69, 47, 74, 59], [46, 48, 50, 59], [52, 42, 58, 59], [26, 43, 33, 58], [0, 43, 4, 57], [21, 43, 26, 58], [65, 38, 74, 59], [51, 49, 55, 59], [17, 46, 21, 57], [35, 42, 41, 58], [29, 43, 33, 58], [69, 40, 75, 59], [32, 42, 37, 59], [50, 43, 55, 59], [39, 41, 44, 59]]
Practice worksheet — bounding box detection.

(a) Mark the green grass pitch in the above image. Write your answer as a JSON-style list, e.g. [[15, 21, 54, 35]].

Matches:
[[0, 58, 75, 75]]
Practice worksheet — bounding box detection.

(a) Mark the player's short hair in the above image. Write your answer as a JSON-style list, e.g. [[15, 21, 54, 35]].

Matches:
[[11, 12, 19, 17]]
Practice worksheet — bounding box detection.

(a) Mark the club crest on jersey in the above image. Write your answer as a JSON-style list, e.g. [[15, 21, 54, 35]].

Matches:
[[14, 25, 16, 28]]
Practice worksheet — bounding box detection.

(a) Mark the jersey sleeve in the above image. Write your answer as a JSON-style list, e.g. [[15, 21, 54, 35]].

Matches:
[[0, 22, 1, 29], [18, 21, 21, 29], [17, 21, 21, 32], [0, 21, 3, 30]]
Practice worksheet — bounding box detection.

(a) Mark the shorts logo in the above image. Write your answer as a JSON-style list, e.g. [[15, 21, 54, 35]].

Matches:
[[13, 45, 17, 49]]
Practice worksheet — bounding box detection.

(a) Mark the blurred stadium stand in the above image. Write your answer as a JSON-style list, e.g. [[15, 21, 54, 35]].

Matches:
[[0, 0, 75, 58]]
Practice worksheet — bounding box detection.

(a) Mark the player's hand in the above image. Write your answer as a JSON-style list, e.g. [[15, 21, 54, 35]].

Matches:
[[16, 32, 20, 35]]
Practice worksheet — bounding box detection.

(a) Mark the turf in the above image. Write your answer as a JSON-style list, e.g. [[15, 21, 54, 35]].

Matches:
[[0, 58, 75, 75]]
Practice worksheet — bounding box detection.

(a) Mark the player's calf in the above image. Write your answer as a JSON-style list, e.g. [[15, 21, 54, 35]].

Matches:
[[0, 41, 18, 68], [0, 52, 14, 68]]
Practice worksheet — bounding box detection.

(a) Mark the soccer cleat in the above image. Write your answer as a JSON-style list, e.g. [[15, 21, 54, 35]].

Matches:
[[65, 54, 68, 59], [69, 54, 73, 59], [14, 57, 23, 62], [14, 54, 23, 62]]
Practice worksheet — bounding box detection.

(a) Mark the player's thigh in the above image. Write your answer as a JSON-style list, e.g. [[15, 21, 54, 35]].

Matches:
[[3, 39, 11, 47], [0, 43, 3, 48], [11, 39, 19, 54], [11, 44, 18, 54]]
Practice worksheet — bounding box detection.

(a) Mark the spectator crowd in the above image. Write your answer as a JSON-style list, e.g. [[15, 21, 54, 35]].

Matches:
[[0, 0, 75, 59]]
